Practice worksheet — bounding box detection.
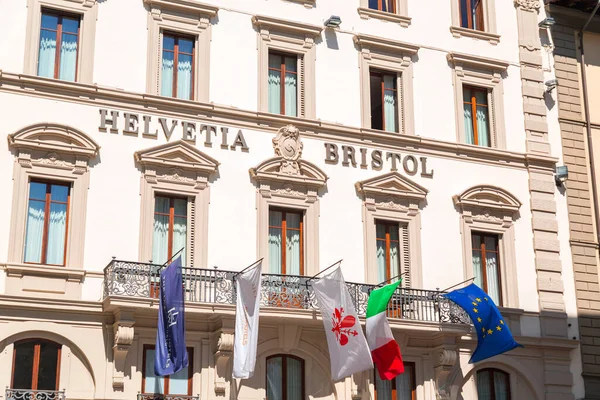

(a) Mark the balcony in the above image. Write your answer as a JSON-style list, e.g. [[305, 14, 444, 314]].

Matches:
[[138, 395, 199, 400], [5, 389, 65, 400], [103, 260, 470, 325]]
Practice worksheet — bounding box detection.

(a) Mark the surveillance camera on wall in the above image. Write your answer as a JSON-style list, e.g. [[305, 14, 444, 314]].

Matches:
[[545, 79, 558, 92]]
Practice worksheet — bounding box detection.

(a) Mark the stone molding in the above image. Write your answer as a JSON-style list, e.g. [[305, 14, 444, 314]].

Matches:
[[449, 0, 499, 44], [0, 71, 562, 171], [112, 316, 135, 389]]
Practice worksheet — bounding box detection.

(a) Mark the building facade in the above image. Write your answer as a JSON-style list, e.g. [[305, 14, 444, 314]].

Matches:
[[546, 0, 600, 398], [0, 0, 585, 399]]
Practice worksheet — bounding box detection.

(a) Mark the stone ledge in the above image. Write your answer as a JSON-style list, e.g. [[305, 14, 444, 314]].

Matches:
[[450, 26, 500, 45], [357, 7, 411, 27]]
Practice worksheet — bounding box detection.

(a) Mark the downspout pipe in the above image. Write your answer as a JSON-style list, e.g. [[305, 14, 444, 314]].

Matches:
[[578, 0, 600, 250]]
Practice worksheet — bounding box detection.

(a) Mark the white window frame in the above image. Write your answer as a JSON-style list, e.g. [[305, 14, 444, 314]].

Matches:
[[135, 140, 219, 269], [23, 0, 98, 83], [354, 34, 418, 135], [450, 0, 500, 44], [143, 0, 218, 102], [253, 15, 322, 120], [356, 172, 427, 287], [447, 52, 508, 149], [358, 0, 411, 27], [453, 185, 522, 308]]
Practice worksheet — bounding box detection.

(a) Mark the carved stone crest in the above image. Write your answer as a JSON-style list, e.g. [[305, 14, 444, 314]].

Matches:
[[272, 125, 303, 175], [514, 0, 540, 11]]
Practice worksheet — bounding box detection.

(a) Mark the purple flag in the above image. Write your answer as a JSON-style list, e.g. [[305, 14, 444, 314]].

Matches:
[[154, 255, 188, 376]]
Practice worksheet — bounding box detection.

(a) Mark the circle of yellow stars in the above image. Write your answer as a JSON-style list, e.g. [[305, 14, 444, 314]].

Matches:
[[471, 297, 505, 338]]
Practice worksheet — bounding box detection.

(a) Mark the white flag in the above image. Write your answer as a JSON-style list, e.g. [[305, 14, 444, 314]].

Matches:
[[233, 260, 263, 379], [312, 266, 373, 381]]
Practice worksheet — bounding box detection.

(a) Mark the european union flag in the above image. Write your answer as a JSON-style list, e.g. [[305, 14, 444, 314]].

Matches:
[[443, 283, 522, 363], [154, 255, 189, 375]]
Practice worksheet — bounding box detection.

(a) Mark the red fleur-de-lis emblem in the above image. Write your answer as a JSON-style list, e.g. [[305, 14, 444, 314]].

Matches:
[[331, 307, 358, 346]]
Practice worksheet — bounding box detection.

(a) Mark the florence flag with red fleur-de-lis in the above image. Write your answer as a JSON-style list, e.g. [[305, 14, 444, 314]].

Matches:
[[312, 265, 373, 381]]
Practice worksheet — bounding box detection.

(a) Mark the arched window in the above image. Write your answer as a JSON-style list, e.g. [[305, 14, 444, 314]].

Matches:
[[11, 339, 62, 390], [374, 362, 416, 400], [266, 355, 304, 400], [476, 368, 510, 400]]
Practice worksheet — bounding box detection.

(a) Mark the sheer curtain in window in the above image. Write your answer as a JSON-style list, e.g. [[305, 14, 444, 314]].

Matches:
[[287, 357, 302, 400], [169, 364, 189, 395], [153, 197, 170, 264], [144, 349, 166, 394], [269, 211, 283, 274], [376, 224, 386, 282], [161, 36, 175, 97], [375, 370, 392, 400], [383, 75, 397, 133], [58, 17, 79, 81], [463, 89, 475, 145], [493, 370, 510, 400], [177, 38, 194, 100], [24, 185, 46, 263], [286, 213, 301, 275], [46, 185, 68, 265], [284, 57, 297, 117], [396, 366, 414, 399], [389, 227, 400, 278], [38, 14, 57, 78], [485, 236, 500, 305], [173, 198, 187, 267], [267, 357, 283, 400], [268, 54, 281, 114], [475, 90, 490, 147]]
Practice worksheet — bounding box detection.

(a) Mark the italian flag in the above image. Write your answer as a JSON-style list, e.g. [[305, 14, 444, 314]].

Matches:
[[366, 280, 404, 380]]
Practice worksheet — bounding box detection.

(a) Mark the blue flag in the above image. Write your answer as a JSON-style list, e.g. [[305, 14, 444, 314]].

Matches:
[[154, 255, 188, 376], [443, 283, 522, 363]]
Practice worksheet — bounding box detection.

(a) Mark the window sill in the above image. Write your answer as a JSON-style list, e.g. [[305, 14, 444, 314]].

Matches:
[[283, 0, 315, 8], [450, 26, 500, 45], [357, 7, 411, 28], [4, 262, 85, 282]]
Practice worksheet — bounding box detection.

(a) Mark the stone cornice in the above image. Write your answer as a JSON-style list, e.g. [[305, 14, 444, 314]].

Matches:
[[142, 0, 219, 17], [0, 71, 559, 171], [353, 33, 420, 56], [251, 14, 323, 38], [447, 52, 510, 71], [0, 294, 104, 315]]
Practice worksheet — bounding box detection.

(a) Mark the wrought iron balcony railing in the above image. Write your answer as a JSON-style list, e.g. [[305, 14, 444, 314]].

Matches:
[[138, 394, 199, 400], [5, 389, 65, 400], [103, 260, 469, 324]]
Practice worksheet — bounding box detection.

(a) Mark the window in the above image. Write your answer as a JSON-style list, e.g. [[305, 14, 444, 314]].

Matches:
[[37, 10, 80, 81], [374, 362, 416, 400], [268, 209, 303, 275], [268, 52, 299, 117], [370, 70, 399, 133], [460, 0, 484, 31], [23, 181, 70, 266], [161, 33, 195, 100], [153, 195, 188, 266], [369, 0, 396, 13], [463, 86, 490, 147], [472, 232, 502, 305], [266, 355, 304, 400], [476, 368, 510, 400], [376, 221, 401, 282], [142, 345, 192, 396], [12, 340, 61, 390], [355, 34, 417, 135]]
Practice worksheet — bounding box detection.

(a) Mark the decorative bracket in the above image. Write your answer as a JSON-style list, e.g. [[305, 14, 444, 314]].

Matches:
[[112, 322, 135, 390], [433, 348, 458, 400], [214, 332, 234, 396]]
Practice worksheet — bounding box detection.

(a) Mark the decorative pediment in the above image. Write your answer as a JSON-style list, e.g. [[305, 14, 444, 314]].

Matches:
[[143, 0, 218, 23], [355, 172, 428, 201], [252, 15, 322, 48], [134, 140, 219, 175], [453, 185, 521, 213], [8, 123, 100, 158], [249, 125, 327, 190]]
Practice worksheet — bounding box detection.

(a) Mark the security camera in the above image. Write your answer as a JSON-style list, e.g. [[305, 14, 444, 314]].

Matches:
[[545, 79, 558, 92]]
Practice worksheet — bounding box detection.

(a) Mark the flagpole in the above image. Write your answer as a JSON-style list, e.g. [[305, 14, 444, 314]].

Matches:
[[375, 272, 407, 287], [233, 258, 264, 277], [306, 259, 343, 282], [440, 277, 475, 293], [161, 247, 185, 268]]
